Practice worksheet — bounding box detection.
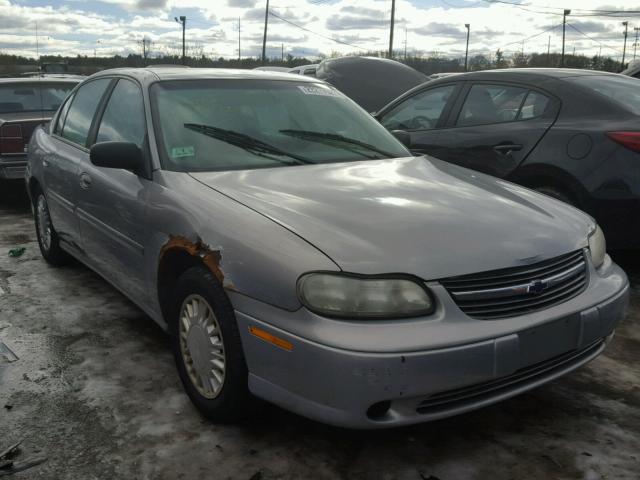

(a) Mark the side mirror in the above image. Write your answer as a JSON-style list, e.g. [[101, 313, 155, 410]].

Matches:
[[391, 130, 411, 148], [90, 141, 144, 174]]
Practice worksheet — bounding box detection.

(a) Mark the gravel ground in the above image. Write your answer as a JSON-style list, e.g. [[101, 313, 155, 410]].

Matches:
[[1, 181, 638, 480]]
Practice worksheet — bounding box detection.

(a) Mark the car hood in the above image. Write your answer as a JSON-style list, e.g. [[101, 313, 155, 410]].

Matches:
[[189, 156, 593, 279]]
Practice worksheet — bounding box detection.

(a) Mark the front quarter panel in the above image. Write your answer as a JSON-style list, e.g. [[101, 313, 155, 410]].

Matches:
[[144, 170, 340, 326]]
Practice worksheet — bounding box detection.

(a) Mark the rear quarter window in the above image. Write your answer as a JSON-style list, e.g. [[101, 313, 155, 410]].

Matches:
[[566, 75, 640, 115]]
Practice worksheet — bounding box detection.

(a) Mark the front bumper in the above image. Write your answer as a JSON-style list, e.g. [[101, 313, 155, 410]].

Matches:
[[234, 259, 629, 429], [0, 156, 27, 180]]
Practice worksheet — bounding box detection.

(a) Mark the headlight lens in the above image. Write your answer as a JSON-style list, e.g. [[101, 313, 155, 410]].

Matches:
[[297, 273, 434, 319], [588, 224, 606, 268]]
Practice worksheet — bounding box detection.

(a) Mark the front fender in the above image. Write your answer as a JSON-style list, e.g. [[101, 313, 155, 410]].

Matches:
[[144, 171, 340, 326]]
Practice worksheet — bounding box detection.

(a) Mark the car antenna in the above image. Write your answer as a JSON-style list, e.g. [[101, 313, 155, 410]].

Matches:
[[35, 21, 47, 127]]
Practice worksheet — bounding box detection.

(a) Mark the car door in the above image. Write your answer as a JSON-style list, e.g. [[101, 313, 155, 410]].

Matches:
[[377, 83, 462, 157], [45, 78, 112, 251], [434, 83, 559, 178], [75, 77, 151, 303]]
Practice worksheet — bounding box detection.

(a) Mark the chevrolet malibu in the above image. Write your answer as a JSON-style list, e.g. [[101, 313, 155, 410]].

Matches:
[[26, 68, 629, 428]]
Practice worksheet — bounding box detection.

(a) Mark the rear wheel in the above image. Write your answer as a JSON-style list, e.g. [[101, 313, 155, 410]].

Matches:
[[33, 189, 68, 266], [169, 266, 256, 422]]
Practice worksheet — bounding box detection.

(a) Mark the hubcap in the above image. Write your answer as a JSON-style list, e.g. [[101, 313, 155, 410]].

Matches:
[[179, 294, 226, 399], [36, 195, 52, 252]]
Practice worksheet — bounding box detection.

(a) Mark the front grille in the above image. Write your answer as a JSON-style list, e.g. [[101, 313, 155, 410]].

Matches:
[[416, 339, 604, 415], [441, 250, 588, 319]]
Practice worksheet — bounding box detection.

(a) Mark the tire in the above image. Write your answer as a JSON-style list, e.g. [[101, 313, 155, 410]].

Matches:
[[534, 186, 576, 207], [33, 188, 69, 266], [169, 266, 256, 423]]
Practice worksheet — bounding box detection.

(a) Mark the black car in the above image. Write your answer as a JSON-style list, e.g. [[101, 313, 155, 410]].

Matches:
[[375, 68, 640, 250], [0, 76, 81, 180], [621, 60, 640, 79], [315, 56, 427, 113]]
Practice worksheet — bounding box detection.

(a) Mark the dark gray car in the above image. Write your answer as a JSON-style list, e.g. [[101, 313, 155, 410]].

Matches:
[[375, 69, 640, 249], [26, 67, 629, 428]]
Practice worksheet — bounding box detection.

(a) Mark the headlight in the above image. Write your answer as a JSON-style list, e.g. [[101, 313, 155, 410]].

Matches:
[[297, 273, 434, 319], [588, 224, 606, 268]]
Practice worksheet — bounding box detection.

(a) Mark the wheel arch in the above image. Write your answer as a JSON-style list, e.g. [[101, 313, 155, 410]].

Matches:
[[508, 163, 589, 208], [156, 235, 229, 323], [28, 176, 41, 203]]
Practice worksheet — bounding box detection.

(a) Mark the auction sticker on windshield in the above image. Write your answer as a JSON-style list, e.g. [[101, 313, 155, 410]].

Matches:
[[298, 85, 339, 97]]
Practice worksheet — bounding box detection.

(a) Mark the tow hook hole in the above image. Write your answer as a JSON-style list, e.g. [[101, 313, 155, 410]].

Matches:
[[367, 400, 391, 420]]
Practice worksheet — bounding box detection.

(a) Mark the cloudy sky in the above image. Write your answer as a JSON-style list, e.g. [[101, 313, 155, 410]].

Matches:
[[0, 0, 638, 61]]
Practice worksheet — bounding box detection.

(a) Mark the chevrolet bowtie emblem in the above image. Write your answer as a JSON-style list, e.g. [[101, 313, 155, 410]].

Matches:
[[527, 279, 548, 294]]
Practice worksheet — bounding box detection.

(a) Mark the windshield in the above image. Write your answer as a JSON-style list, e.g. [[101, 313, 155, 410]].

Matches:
[[150, 79, 410, 172], [0, 82, 75, 114], [565, 75, 640, 116]]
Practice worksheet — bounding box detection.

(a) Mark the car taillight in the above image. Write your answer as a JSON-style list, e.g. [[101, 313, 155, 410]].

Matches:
[[606, 131, 640, 153], [0, 124, 25, 155]]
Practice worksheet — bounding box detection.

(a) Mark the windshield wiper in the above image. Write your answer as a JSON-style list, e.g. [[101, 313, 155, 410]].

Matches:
[[279, 129, 395, 159], [184, 123, 312, 165]]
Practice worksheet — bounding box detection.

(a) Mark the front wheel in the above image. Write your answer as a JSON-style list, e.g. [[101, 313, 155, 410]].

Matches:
[[169, 267, 256, 423], [34, 189, 68, 266]]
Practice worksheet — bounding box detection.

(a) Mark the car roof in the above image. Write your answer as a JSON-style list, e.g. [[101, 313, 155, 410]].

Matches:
[[0, 75, 83, 84], [428, 68, 621, 84], [89, 67, 320, 84]]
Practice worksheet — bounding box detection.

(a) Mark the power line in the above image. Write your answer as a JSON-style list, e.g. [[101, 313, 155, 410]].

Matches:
[[566, 22, 624, 55], [268, 9, 368, 50], [482, 1, 640, 14], [479, 1, 640, 17], [501, 22, 561, 48]]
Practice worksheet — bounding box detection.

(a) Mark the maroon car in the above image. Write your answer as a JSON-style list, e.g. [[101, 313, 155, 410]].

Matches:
[[0, 76, 81, 180]]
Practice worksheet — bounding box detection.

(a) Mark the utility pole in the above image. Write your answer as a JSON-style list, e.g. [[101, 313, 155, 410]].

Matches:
[[281, 43, 284, 62], [547, 36, 551, 66], [175, 16, 186, 64], [389, 0, 396, 59], [404, 25, 407, 60], [464, 24, 470, 71], [238, 17, 241, 61], [262, 0, 269, 64], [597, 46, 602, 67], [140, 38, 151, 60], [561, 9, 570, 67], [621, 21, 629, 70], [634, 27, 639, 60]]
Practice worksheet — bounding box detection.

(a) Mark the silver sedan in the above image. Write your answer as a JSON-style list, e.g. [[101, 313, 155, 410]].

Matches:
[[26, 67, 629, 428]]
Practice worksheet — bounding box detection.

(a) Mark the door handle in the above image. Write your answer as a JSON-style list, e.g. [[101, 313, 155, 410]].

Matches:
[[493, 143, 523, 154], [79, 172, 92, 189]]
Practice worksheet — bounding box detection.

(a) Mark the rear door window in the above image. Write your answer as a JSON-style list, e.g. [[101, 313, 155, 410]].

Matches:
[[60, 79, 111, 147], [517, 91, 550, 120], [380, 85, 456, 131], [456, 84, 528, 127], [95, 79, 146, 147], [54, 94, 74, 135]]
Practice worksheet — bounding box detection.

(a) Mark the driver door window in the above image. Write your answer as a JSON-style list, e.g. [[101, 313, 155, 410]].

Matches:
[[95, 79, 145, 147], [380, 85, 456, 131]]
